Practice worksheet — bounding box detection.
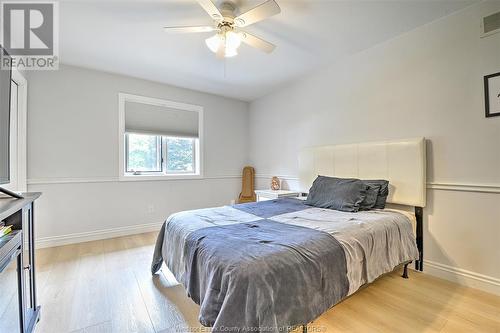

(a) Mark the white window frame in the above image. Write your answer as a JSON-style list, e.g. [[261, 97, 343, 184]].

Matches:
[[118, 93, 203, 181]]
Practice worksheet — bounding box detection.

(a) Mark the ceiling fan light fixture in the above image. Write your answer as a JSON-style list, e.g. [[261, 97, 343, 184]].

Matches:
[[225, 31, 241, 49], [205, 31, 241, 57], [205, 34, 222, 53]]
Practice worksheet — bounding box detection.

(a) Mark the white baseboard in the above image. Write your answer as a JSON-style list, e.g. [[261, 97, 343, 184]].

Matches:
[[36, 222, 164, 249], [423, 260, 500, 296]]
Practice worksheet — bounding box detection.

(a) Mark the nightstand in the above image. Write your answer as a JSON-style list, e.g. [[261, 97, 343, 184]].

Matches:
[[255, 189, 300, 202]]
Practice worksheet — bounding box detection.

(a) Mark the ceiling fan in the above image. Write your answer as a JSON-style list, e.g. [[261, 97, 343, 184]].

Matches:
[[164, 0, 281, 58]]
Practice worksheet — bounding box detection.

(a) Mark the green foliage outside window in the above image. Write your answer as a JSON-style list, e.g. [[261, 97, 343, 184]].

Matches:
[[167, 138, 194, 172], [126, 134, 195, 173], [127, 134, 161, 172]]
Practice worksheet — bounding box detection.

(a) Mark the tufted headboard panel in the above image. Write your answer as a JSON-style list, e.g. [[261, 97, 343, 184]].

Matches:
[[298, 138, 426, 207]]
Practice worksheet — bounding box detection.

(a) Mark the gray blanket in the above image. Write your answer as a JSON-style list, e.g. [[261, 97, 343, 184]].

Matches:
[[184, 219, 348, 332]]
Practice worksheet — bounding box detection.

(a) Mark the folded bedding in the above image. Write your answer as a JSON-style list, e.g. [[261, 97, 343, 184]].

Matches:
[[151, 198, 418, 333]]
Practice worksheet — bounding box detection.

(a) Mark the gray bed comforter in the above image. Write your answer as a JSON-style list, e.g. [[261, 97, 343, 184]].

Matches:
[[151, 198, 418, 332]]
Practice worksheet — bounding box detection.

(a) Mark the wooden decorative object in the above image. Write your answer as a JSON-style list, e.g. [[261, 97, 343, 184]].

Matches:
[[238, 166, 256, 203], [271, 176, 280, 190]]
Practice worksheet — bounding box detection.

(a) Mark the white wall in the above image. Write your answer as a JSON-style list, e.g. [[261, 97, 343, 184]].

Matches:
[[249, 2, 500, 294], [26, 64, 249, 246]]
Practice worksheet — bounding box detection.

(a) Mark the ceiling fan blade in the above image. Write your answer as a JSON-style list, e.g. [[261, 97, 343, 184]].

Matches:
[[164, 26, 217, 33], [240, 32, 276, 53], [233, 0, 281, 27], [197, 0, 223, 21]]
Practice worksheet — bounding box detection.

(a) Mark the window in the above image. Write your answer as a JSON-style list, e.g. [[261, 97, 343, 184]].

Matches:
[[125, 133, 162, 173], [125, 133, 198, 175], [166, 137, 196, 173], [119, 93, 203, 180]]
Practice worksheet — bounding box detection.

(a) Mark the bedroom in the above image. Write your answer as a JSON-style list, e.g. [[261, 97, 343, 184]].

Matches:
[[0, 0, 498, 332]]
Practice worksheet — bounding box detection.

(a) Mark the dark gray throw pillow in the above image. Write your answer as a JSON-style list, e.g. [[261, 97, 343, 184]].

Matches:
[[363, 180, 389, 209], [359, 184, 381, 211], [305, 176, 368, 212]]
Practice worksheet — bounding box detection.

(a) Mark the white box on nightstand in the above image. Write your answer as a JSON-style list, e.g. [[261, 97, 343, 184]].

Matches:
[[255, 189, 300, 202]]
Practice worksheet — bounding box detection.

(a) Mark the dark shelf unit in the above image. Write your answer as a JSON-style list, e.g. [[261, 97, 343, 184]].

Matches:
[[0, 193, 41, 333]]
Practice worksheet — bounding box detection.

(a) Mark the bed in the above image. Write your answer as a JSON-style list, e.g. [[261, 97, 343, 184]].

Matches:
[[151, 137, 426, 333]]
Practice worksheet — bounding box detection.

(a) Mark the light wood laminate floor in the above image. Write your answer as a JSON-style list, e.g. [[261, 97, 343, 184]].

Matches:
[[30, 232, 500, 333]]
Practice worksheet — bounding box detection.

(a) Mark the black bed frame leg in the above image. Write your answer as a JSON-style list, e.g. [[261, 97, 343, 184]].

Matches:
[[414, 207, 424, 272], [302, 325, 307, 333], [402, 262, 410, 279]]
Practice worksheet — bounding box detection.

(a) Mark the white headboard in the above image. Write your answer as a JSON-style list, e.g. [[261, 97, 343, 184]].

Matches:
[[298, 138, 426, 207]]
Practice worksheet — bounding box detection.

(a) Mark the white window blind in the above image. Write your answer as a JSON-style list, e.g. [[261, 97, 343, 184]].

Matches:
[[125, 101, 199, 138]]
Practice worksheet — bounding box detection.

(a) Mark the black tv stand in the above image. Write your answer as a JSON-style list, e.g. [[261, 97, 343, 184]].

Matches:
[[0, 192, 41, 333], [0, 186, 23, 199]]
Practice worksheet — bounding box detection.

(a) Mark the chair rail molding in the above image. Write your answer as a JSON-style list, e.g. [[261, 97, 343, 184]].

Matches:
[[426, 182, 500, 194], [27, 175, 241, 185], [255, 175, 500, 194]]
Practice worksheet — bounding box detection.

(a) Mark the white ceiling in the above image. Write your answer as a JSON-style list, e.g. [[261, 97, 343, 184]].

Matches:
[[59, 0, 476, 101]]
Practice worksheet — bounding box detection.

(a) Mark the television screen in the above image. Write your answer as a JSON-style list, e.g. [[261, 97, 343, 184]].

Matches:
[[0, 47, 11, 185]]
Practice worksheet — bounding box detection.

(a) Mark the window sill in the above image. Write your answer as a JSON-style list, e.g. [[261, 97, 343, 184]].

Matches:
[[119, 174, 203, 182]]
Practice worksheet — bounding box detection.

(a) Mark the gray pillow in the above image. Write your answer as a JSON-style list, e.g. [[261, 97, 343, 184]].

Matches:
[[359, 183, 381, 211], [305, 176, 368, 212], [363, 180, 389, 209]]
